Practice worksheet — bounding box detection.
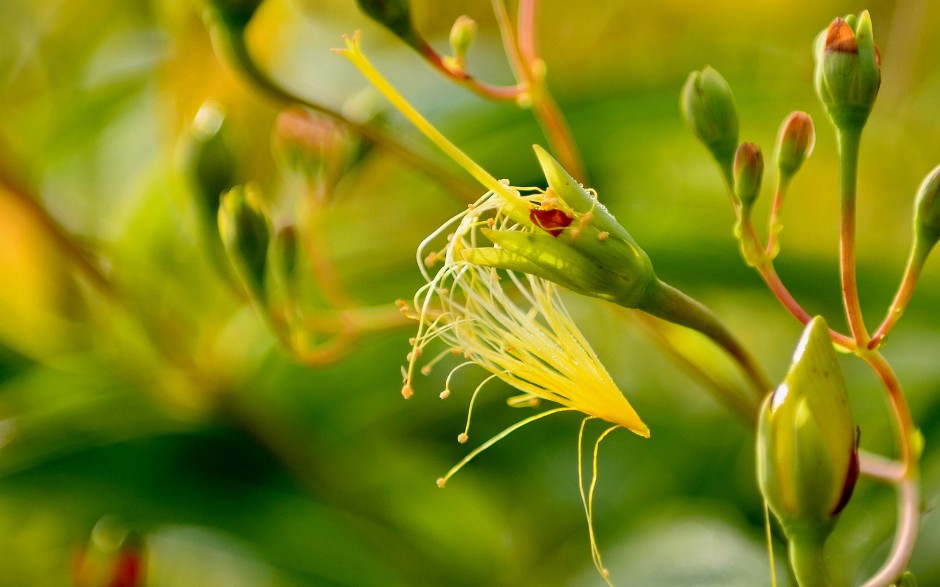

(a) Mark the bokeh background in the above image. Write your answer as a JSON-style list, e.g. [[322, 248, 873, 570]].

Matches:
[[1, 0, 939, 585]]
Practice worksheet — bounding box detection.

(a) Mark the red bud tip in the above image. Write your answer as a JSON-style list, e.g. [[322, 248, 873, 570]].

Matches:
[[825, 19, 857, 53]]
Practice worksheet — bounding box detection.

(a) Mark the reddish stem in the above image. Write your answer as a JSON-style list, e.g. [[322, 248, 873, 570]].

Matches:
[[869, 241, 930, 349], [517, 0, 538, 64], [418, 42, 524, 101], [859, 351, 920, 587]]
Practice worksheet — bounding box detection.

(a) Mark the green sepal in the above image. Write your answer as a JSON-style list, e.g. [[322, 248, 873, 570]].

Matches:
[[532, 145, 633, 241], [471, 227, 654, 309]]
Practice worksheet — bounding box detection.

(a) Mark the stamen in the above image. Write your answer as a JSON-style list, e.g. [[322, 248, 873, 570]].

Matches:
[[437, 407, 574, 489], [461, 373, 500, 443], [578, 419, 619, 587], [443, 360, 476, 401], [507, 394, 540, 408]]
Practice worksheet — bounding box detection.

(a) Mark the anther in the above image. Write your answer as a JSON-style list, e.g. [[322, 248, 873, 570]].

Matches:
[[439, 389, 451, 399], [597, 231, 609, 241], [436, 478, 446, 488], [401, 384, 414, 399], [457, 433, 469, 444]]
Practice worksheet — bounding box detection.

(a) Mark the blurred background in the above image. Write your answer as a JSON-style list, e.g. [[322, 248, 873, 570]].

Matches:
[[1, 0, 939, 585]]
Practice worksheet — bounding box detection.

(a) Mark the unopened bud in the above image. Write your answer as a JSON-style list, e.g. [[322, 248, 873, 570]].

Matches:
[[913, 164, 940, 253], [757, 316, 859, 547], [449, 15, 477, 69], [273, 107, 348, 191], [733, 143, 763, 210], [218, 185, 271, 299], [814, 11, 881, 132], [356, 0, 423, 50], [776, 112, 816, 181], [681, 67, 740, 175], [186, 102, 237, 216]]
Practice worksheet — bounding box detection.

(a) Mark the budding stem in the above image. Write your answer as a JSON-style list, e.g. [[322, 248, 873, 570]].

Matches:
[[837, 128, 870, 346], [491, 0, 585, 180], [869, 239, 931, 349], [860, 351, 921, 587]]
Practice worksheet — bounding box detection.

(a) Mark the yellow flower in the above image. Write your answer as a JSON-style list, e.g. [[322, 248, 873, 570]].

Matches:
[[400, 187, 646, 586], [337, 32, 648, 584], [402, 187, 649, 441]]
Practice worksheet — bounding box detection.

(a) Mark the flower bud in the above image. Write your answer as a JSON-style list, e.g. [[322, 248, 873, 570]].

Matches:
[[73, 517, 145, 587], [681, 67, 740, 175], [463, 146, 655, 309], [218, 184, 271, 300], [449, 15, 477, 69], [355, 0, 423, 51], [913, 164, 940, 253], [185, 102, 238, 223], [733, 143, 763, 210], [776, 112, 816, 181], [814, 11, 881, 132], [757, 316, 859, 545], [273, 107, 349, 194]]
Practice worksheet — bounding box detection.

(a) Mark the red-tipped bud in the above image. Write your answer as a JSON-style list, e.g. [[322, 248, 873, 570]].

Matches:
[[733, 143, 764, 210], [814, 11, 881, 132], [776, 112, 816, 180]]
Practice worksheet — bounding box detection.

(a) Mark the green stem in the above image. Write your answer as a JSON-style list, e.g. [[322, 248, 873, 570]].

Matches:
[[788, 533, 834, 587], [837, 128, 869, 346], [638, 278, 772, 402]]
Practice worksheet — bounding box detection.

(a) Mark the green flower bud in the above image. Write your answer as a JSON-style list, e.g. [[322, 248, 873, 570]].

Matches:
[[449, 15, 477, 69], [681, 66, 740, 176], [733, 143, 763, 210], [356, 0, 423, 51], [814, 11, 881, 133], [776, 112, 816, 181], [218, 185, 271, 300], [757, 316, 859, 560], [913, 164, 940, 253], [462, 146, 655, 308], [185, 102, 237, 224]]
